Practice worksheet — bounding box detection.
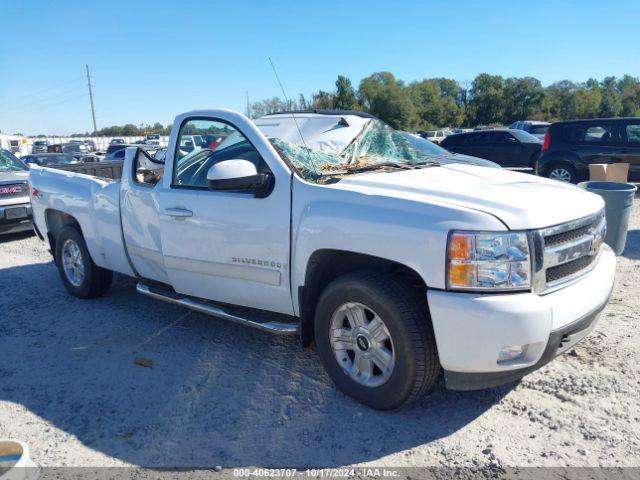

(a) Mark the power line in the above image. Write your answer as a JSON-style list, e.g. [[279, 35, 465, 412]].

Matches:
[[6, 93, 89, 117], [1, 85, 88, 114], [0, 76, 85, 106]]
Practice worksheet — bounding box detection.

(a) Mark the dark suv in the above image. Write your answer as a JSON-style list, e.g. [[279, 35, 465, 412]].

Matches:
[[537, 118, 640, 183]]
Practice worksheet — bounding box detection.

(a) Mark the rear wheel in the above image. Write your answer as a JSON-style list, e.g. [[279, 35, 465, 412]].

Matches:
[[55, 226, 112, 298], [546, 163, 577, 183], [314, 271, 439, 410]]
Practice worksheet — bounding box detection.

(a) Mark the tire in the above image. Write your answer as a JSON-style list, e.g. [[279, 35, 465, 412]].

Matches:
[[55, 226, 112, 298], [545, 163, 577, 184], [529, 152, 540, 170], [314, 270, 439, 410]]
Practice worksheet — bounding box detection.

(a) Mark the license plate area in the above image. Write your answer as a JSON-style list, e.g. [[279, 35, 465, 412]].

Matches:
[[5, 207, 27, 220]]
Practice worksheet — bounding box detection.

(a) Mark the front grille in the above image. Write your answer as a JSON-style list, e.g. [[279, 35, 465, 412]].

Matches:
[[545, 255, 596, 283], [544, 224, 593, 247], [533, 210, 605, 292], [0, 182, 28, 199]]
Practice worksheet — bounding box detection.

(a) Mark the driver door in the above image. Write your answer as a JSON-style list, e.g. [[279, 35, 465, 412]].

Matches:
[[156, 113, 294, 315]]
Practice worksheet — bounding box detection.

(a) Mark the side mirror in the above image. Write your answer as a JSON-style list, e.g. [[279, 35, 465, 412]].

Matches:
[[206, 159, 273, 197]]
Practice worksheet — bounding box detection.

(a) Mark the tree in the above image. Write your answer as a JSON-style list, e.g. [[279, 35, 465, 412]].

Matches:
[[502, 77, 545, 123], [333, 75, 357, 110], [358, 72, 418, 130], [599, 76, 622, 117], [409, 78, 464, 129], [618, 75, 640, 117], [467, 74, 506, 126], [544, 80, 580, 121], [575, 80, 601, 118], [121, 124, 139, 136], [249, 97, 292, 117], [310, 90, 334, 109], [152, 122, 164, 133]]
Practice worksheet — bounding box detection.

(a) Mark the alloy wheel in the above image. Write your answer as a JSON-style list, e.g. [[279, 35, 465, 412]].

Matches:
[[61, 239, 85, 287], [549, 168, 573, 182], [329, 302, 395, 388]]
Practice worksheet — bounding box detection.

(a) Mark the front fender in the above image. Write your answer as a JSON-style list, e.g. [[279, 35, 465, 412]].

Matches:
[[290, 178, 506, 315]]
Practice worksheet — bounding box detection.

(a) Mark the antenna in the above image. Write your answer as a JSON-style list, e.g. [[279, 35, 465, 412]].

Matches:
[[268, 57, 318, 175]]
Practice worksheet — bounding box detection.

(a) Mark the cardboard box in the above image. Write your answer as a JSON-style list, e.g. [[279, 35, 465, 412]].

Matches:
[[589, 163, 629, 182]]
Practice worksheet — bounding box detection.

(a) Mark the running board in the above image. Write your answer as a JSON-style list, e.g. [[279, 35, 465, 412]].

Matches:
[[136, 281, 300, 335]]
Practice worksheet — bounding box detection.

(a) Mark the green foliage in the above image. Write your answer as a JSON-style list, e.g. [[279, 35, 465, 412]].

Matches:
[[358, 72, 418, 130], [467, 74, 506, 126], [409, 78, 464, 129], [333, 75, 357, 110]]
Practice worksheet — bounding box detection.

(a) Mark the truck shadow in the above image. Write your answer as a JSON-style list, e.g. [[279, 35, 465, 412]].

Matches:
[[0, 260, 511, 468], [0, 230, 34, 244], [621, 229, 640, 260]]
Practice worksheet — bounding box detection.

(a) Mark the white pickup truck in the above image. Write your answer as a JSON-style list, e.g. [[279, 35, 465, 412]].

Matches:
[[29, 109, 615, 410]]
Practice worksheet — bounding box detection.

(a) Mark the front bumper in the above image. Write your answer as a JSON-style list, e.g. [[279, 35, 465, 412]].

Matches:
[[0, 203, 33, 235], [428, 244, 616, 390]]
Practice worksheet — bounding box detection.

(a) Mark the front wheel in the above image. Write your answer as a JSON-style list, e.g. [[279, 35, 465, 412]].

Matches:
[[314, 271, 439, 410], [55, 226, 113, 298]]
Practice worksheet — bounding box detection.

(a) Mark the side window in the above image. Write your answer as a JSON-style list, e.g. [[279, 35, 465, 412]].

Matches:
[[488, 132, 514, 144], [173, 118, 265, 188], [565, 123, 620, 143], [465, 133, 487, 145], [625, 124, 640, 143]]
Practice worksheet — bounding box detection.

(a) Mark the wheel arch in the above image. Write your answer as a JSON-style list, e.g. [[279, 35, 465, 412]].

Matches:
[[45, 209, 84, 255], [297, 249, 428, 346]]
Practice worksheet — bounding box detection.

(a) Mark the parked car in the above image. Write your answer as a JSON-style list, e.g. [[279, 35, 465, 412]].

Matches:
[[31, 140, 49, 154], [83, 140, 96, 152], [537, 117, 640, 183], [0, 149, 32, 235], [399, 132, 500, 168], [110, 138, 126, 145], [440, 129, 542, 168], [144, 133, 162, 146], [59, 143, 98, 162], [509, 121, 550, 140], [22, 153, 78, 167], [104, 144, 128, 161], [29, 109, 614, 410], [417, 130, 449, 143]]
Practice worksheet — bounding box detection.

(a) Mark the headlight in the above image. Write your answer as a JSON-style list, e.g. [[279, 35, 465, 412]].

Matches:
[[447, 231, 531, 291]]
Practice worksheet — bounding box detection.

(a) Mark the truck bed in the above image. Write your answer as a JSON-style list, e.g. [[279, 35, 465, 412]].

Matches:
[[48, 160, 123, 180]]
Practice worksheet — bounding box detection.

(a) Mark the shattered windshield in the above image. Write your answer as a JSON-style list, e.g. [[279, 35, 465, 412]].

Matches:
[[270, 119, 439, 181], [0, 150, 28, 171]]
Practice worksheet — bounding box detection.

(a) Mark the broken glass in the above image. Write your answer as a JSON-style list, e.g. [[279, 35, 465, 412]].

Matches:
[[271, 119, 437, 182]]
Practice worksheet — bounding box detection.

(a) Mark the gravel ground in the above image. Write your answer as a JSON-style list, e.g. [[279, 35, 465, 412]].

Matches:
[[0, 197, 639, 470]]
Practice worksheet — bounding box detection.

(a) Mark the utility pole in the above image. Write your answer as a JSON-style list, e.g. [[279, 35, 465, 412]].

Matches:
[[86, 65, 97, 134], [245, 91, 251, 118]]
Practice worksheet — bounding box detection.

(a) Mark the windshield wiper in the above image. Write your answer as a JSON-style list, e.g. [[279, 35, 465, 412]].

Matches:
[[323, 160, 440, 177]]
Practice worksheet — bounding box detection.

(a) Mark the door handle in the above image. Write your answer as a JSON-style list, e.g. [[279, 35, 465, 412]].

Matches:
[[164, 208, 193, 218]]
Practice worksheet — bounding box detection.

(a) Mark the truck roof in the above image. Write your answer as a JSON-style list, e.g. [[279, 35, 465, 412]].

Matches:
[[256, 111, 375, 155], [263, 109, 378, 120]]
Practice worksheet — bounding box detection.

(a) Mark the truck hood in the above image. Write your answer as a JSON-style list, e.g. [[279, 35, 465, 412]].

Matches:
[[329, 164, 603, 230], [0, 171, 29, 183]]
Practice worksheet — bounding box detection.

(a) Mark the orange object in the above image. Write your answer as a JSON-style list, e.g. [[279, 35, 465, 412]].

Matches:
[[449, 263, 476, 287], [449, 234, 474, 261]]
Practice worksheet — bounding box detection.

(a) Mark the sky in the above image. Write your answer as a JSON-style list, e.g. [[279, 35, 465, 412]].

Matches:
[[1, 0, 638, 135]]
